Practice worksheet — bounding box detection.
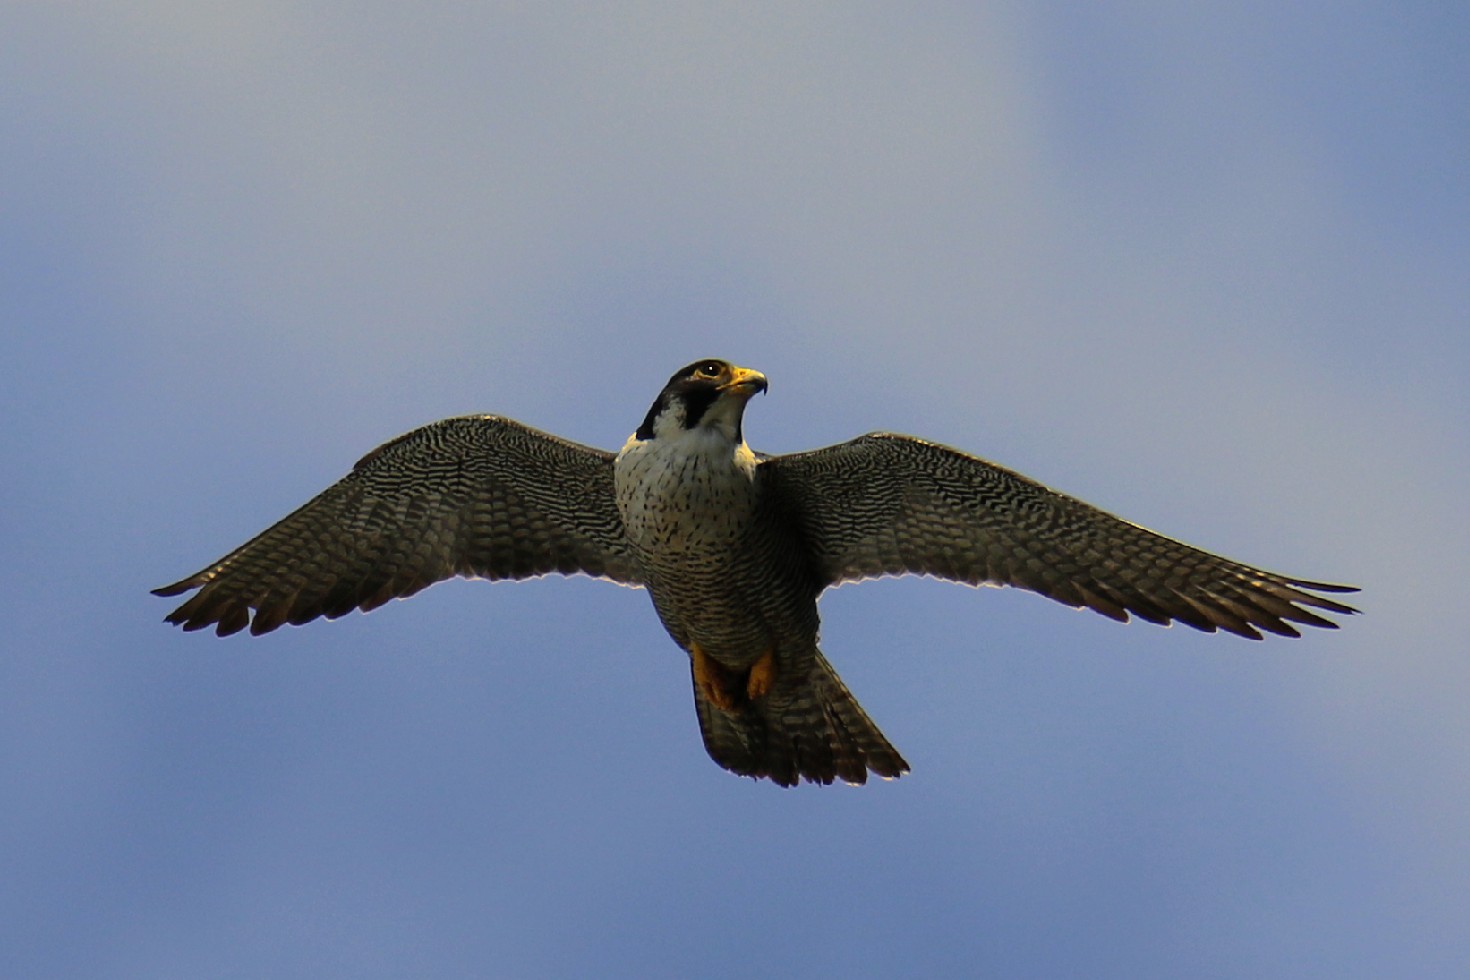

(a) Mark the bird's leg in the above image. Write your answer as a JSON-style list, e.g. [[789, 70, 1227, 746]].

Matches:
[[691, 643, 740, 713], [746, 646, 777, 701]]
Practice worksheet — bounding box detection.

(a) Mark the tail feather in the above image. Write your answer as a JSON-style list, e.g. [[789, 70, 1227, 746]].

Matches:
[[693, 650, 909, 786]]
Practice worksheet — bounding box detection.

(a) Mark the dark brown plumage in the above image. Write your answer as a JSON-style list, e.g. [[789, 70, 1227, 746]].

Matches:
[[153, 417, 640, 635], [762, 434, 1357, 640], [156, 359, 1358, 786]]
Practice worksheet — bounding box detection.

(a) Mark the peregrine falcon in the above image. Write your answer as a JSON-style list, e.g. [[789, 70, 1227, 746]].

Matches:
[[154, 359, 1358, 786]]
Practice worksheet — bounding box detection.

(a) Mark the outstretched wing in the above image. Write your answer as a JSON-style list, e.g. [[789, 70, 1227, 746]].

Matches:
[[154, 416, 641, 636], [761, 433, 1357, 639]]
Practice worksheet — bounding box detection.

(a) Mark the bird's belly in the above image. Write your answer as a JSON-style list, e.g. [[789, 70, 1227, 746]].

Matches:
[[645, 566, 775, 661], [615, 433, 812, 665]]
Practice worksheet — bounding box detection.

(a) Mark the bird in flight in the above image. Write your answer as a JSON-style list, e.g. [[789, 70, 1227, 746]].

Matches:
[[155, 359, 1358, 786]]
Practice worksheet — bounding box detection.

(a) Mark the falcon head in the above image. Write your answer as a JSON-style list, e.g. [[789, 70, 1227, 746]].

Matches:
[[635, 359, 768, 444]]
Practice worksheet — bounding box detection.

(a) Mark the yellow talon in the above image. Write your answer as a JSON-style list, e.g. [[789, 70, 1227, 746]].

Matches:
[[692, 643, 739, 713], [746, 647, 777, 700]]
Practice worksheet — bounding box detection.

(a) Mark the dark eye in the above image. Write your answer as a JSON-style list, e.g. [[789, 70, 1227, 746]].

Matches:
[[697, 361, 722, 378]]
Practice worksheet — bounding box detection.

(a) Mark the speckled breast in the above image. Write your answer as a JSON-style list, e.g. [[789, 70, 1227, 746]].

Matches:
[[614, 433, 758, 555], [613, 433, 776, 655]]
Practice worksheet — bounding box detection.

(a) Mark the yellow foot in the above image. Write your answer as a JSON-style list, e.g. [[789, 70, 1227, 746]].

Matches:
[[692, 643, 740, 714], [746, 646, 777, 701]]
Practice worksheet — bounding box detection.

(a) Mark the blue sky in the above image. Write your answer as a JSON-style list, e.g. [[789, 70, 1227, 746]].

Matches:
[[4, 4, 1467, 977]]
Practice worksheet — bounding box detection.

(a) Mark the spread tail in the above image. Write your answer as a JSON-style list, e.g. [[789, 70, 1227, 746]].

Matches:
[[692, 649, 909, 786]]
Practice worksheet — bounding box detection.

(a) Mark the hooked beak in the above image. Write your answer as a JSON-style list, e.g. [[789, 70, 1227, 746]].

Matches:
[[720, 366, 768, 398]]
